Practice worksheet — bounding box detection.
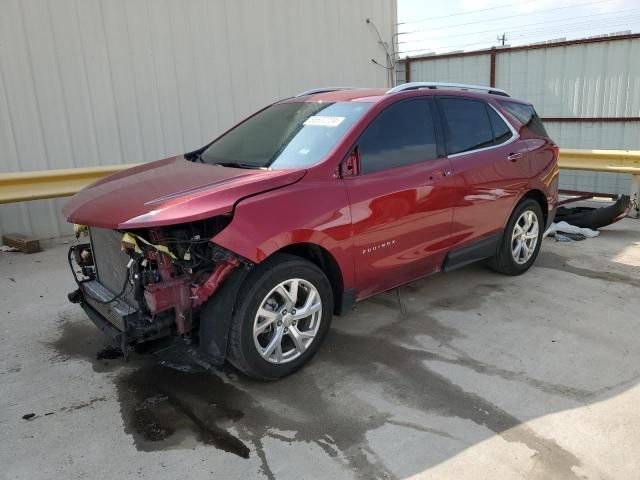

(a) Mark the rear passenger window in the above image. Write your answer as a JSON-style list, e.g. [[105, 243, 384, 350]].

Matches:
[[499, 101, 549, 137], [440, 98, 494, 155], [487, 107, 513, 145], [358, 99, 437, 174]]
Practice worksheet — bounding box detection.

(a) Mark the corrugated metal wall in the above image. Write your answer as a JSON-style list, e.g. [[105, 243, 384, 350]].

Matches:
[[404, 36, 640, 195], [0, 0, 397, 239], [408, 53, 492, 86], [496, 40, 640, 117]]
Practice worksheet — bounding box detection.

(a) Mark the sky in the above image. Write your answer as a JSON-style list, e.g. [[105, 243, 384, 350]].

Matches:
[[396, 0, 640, 57]]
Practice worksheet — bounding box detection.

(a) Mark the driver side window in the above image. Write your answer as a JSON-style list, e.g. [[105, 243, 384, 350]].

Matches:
[[358, 99, 438, 174]]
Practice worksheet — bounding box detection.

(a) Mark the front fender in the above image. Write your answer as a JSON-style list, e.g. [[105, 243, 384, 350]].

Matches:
[[212, 180, 355, 290]]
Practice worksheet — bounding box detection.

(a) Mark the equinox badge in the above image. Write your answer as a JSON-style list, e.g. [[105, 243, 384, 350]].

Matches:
[[362, 240, 396, 255]]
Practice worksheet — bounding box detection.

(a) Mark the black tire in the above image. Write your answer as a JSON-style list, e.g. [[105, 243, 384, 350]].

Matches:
[[490, 198, 544, 275], [227, 253, 333, 380]]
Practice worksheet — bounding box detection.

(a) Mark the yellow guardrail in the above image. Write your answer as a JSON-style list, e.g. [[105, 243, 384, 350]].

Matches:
[[559, 149, 640, 174], [0, 150, 638, 205], [0, 164, 138, 204]]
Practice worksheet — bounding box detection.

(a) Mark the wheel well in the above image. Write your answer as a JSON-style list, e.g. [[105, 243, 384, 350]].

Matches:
[[522, 189, 548, 223], [276, 243, 344, 315]]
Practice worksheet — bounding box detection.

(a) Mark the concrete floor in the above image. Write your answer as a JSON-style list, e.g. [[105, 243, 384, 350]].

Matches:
[[1, 219, 639, 480]]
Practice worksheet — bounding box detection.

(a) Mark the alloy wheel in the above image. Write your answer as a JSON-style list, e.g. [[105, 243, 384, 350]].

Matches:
[[253, 278, 323, 364], [511, 210, 539, 264]]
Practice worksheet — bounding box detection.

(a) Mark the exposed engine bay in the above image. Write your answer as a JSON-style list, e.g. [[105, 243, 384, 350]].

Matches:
[[67, 218, 253, 361]]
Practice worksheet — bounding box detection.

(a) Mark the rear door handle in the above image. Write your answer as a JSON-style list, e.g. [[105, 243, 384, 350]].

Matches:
[[507, 152, 523, 162]]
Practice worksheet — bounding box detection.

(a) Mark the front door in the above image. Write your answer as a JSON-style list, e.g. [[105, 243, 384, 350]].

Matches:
[[344, 98, 455, 299]]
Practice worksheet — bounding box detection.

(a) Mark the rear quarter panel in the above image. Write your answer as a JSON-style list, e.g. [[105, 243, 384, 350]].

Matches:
[[490, 99, 559, 222], [528, 148, 560, 216]]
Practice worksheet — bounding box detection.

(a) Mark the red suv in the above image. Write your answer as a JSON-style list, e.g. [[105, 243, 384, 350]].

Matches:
[[65, 82, 558, 379]]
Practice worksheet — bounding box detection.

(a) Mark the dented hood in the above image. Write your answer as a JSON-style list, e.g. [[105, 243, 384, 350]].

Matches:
[[63, 156, 306, 229]]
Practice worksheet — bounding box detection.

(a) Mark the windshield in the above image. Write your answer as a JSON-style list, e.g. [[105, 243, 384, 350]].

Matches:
[[200, 101, 371, 169]]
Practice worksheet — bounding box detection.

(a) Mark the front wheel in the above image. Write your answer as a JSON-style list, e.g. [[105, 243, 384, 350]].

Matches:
[[490, 198, 544, 275], [227, 253, 333, 380]]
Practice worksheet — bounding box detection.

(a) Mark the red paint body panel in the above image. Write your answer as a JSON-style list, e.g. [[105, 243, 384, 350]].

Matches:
[[343, 157, 456, 298], [65, 87, 558, 303], [212, 178, 356, 290], [63, 156, 305, 229], [447, 142, 530, 246]]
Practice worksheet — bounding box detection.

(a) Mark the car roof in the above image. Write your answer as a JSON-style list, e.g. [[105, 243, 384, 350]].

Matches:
[[285, 87, 530, 105], [282, 88, 388, 103]]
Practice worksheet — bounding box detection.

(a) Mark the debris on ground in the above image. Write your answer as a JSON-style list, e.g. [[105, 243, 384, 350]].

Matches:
[[555, 233, 585, 242], [545, 221, 599, 240], [21, 413, 36, 420], [556, 195, 630, 229], [0, 245, 19, 252]]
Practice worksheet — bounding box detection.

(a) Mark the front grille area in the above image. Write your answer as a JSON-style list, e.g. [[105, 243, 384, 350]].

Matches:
[[83, 280, 132, 331], [89, 227, 137, 308]]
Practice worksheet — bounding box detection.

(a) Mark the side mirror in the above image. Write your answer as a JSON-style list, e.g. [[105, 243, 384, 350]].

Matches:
[[340, 148, 360, 178]]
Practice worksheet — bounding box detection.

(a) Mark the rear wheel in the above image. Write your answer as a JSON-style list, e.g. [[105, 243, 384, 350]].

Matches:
[[227, 253, 333, 380], [490, 198, 544, 275]]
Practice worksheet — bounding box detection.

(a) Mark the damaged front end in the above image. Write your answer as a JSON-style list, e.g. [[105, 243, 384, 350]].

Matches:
[[67, 218, 252, 365]]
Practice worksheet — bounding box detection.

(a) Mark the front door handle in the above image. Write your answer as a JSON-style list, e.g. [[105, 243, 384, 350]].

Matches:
[[428, 170, 452, 181], [507, 152, 523, 162]]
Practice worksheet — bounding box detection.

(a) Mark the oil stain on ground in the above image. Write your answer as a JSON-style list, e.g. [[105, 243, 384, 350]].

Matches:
[[113, 358, 397, 479], [48, 307, 587, 479], [46, 318, 125, 372], [116, 366, 249, 458], [111, 322, 584, 480]]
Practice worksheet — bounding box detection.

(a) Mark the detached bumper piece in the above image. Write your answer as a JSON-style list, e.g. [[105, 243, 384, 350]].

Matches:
[[556, 195, 630, 230]]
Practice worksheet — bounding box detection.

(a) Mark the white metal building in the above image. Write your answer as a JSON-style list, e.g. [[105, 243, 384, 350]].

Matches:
[[399, 33, 640, 195], [0, 0, 397, 239]]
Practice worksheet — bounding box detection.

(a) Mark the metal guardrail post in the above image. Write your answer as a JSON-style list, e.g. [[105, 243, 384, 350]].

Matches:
[[630, 175, 640, 218]]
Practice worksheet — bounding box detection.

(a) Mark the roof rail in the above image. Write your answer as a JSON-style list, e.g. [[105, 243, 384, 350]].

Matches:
[[387, 82, 510, 97], [295, 87, 356, 97]]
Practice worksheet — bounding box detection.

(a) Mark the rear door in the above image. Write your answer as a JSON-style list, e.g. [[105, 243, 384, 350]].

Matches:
[[437, 97, 530, 248], [499, 100, 557, 178], [344, 98, 455, 298]]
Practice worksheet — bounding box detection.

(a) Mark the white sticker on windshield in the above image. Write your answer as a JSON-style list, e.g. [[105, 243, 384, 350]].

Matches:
[[303, 116, 345, 127]]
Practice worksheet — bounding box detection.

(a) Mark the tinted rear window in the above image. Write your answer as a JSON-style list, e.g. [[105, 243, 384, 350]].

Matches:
[[499, 101, 548, 137], [358, 99, 438, 174], [439, 98, 494, 155]]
